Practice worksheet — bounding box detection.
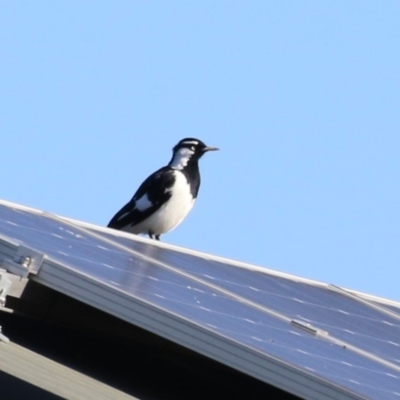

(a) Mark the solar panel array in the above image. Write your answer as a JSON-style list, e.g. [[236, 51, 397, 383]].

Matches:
[[0, 202, 400, 400]]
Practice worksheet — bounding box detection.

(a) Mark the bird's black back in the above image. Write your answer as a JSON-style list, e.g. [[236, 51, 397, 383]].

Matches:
[[107, 166, 176, 229]]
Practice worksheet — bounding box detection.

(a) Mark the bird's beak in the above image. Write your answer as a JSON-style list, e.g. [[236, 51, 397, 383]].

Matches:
[[203, 146, 219, 152]]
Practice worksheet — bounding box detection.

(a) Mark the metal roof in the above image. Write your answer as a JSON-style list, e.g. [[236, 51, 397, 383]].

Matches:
[[0, 340, 137, 400], [1, 199, 400, 400]]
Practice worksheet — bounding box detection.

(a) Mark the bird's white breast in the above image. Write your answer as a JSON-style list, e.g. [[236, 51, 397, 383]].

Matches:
[[129, 171, 195, 236]]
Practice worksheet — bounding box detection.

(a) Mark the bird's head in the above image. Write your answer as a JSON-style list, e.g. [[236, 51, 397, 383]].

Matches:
[[169, 138, 219, 169]]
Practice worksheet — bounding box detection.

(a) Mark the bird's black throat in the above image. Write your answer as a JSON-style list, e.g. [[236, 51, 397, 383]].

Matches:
[[181, 161, 201, 199]]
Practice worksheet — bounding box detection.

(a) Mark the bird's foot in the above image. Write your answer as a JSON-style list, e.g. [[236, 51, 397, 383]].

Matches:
[[149, 232, 161, 241]]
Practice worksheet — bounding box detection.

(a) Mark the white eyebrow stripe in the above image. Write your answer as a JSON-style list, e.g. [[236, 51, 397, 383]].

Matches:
[[181, 140, 199, 146]]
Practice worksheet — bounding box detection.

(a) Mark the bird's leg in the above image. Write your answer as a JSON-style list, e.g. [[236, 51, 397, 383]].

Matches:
[[149, 231, 160, 240]]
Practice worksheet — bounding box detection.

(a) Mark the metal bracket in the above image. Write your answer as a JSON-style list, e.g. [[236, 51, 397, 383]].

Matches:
[[291, 319, 329, 336], [2, 245, 45, 278], [0, 272, 12, 307]]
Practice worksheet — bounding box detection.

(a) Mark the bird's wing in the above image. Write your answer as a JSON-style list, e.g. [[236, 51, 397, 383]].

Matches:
[[107, 167, 175, 230]]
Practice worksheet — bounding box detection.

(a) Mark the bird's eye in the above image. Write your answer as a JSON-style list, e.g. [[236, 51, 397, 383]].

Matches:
[[191, 146, 195, 151]]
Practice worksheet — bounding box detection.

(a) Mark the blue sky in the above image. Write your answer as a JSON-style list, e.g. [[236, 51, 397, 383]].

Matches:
[[1, 2, 400, 301]]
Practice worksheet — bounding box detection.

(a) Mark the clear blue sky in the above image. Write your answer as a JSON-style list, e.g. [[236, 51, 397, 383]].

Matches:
[[1, 2, 400, 301]]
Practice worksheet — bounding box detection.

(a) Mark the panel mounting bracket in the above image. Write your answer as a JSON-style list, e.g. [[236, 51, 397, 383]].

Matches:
[[291, 319, 329, 336], [1, 245, 45, 278], [0, 271, 12, 307]]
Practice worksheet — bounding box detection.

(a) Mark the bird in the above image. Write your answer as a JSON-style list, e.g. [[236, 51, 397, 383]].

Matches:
[[107, 138, 219, 240]]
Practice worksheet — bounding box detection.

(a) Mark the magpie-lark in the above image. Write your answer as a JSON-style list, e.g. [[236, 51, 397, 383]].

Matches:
[[107, 138, 218, 240]]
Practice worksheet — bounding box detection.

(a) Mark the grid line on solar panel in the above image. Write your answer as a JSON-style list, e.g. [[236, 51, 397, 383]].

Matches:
[[329, 284, 400, 321]]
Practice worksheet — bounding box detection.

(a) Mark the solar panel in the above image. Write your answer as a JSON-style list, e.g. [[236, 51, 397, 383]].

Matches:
[[1, 202, 400, 400], [96, 228, 400, 368]]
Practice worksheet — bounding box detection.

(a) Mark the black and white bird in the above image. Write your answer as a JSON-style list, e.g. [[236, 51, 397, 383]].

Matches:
[[107, 138, 219, 240]]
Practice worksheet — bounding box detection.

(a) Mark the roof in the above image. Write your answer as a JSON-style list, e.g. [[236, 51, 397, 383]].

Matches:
[[1, 198, 400, 400], [0, 340, 136, 400]]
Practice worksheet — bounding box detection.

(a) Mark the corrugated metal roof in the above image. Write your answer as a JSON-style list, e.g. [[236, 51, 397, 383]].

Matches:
[[0, 341, 137, 400]]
